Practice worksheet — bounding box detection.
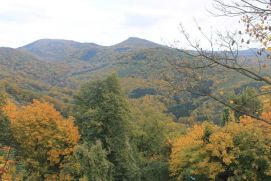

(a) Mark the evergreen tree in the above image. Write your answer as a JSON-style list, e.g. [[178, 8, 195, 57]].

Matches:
[[75, 141, 114, 181], [74, 74, 140, 180]]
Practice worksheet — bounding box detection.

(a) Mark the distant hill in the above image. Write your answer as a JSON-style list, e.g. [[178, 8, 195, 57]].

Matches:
[[113, 37, 162, 48], [0, 37, 264, 119], [3, 37, 261, 88], [19, 37, 163, 62], [20, 39, 103, 62], [0, 37, 173, 115], [238, 48, 259, 57], [0, 47, 62, 84], [4, 37, 262, 84]]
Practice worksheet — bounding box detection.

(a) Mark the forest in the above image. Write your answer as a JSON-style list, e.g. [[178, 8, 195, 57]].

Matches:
[[1, 0, 271, 180]]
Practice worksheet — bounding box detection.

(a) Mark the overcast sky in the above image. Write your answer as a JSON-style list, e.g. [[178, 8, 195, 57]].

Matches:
[[0, 0, 241, 48]]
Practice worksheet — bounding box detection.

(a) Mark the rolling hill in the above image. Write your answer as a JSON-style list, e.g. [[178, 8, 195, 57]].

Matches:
[[0, 37, 263, 121]]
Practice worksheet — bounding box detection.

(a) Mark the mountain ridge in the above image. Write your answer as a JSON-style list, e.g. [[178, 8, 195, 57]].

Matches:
[[20, 37, 161, 49], [18, 37, 162, 62], [0, 37, 264, 121]]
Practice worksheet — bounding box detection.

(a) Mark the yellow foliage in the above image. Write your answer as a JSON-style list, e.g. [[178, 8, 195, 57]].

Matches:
[[2, 100, 79, 178], [170, 115, 271, 180], [170, 124, 205, 177]]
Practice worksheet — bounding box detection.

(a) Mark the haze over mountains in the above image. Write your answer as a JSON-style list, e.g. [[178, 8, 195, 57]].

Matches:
[[0, 36, 264, 125], [0, 37, 177, 116], [0, 36, 261, 91], [0, 37, 170, 100], [0, 37, 173, 91], [2, 36, 257, 64], [19, 37, 162, 62]]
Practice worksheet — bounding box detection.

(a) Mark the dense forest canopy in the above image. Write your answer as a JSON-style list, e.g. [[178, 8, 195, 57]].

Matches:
[[1, 0, 271, 180]]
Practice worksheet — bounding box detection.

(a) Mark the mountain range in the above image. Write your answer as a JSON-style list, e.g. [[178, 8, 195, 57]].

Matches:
[[0, 37, 262, 91], [19, 37, 162, 61], [0, 37, 262, 119]]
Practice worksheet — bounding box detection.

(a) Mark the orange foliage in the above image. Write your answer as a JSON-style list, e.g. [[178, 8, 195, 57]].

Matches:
[[2, 100, 79, 178], [170, 113, 271, 180], [170, 124, 205, 177], [240, 109, 271, 130]]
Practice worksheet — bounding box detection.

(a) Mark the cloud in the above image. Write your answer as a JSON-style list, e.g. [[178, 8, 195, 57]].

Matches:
[[0, 1, 50, 24], [123, 12, 168, 28], [0, 0, 242, 48], [0, 10, 49, 24]]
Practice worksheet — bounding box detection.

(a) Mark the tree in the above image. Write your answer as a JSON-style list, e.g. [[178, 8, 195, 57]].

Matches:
[[2, 100, 79, 179], [129, 95, 185, 181], [170, 124, 219, 180], [0, 146, 14, 181], [222, 88, 263, 124], [74, 141, 113, 181], [163, 0, 271, 125], [130, 96, 175, 157], [0, 91, 13, 147], [170, 117, 271, 180], [0, 91, 18, 180], [212, 0, 271, 49], [74, 74, 140, 180]]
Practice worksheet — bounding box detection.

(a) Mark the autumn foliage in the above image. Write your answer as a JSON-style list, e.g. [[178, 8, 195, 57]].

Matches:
[[2, 100, 79, 179], [170, 110, 271, 180], [2, 74, 271, 180]]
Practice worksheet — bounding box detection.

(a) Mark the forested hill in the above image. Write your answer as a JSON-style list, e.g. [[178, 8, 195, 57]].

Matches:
[[1, 37, 177, 93], [1, 37, 164, 84], [0, 37, 263, 119], [1, 37, 270, 180], [19, 37, 162, 62]]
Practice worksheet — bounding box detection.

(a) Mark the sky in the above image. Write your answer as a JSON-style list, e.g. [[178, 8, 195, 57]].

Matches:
[[0, 0, 241, 48]]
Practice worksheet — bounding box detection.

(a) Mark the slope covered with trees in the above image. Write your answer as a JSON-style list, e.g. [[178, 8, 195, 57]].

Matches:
[[1, 36, 262, 123], [0, 74, 184, 180], [1, 0, 271, 179]]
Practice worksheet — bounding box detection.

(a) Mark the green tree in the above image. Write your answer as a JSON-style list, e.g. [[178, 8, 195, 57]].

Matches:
[[75, 141, 113, 181], [129, 96, 185, 181], [222, 88, 263, 125], [74, 74, 140, 180]]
